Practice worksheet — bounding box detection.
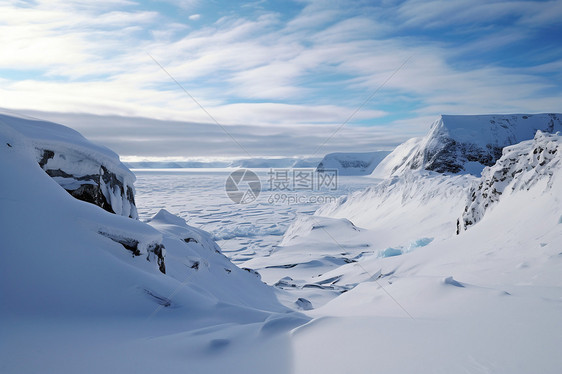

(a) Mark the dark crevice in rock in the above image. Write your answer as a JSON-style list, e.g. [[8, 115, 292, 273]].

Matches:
[[147, 243, 166, 274], [38, 150, 54, 168], [70, 184, 115, 215], [99, 231, 141, 256], [99, 231, 166, 274]]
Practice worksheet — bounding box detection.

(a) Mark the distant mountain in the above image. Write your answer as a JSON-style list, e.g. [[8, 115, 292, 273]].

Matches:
[[316, 151, 391, 176], [125, 157, 322, 169], [372, 113, 562, 177]]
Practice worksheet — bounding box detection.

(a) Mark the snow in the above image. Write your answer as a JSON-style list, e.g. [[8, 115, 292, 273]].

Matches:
[[2, 112, 562, 373], [372, 113, 562, 177], [0, 111, 138, 218], [460, 130, 562, 231], [316, 151, 390, 176], [0, 115, 304, 373]]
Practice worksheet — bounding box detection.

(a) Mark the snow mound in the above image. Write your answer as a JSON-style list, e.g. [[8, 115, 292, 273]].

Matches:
[[0, 112, 137, 218], [459, 130, 562, 231], [372, 114, 562, 178], [0, 118, 290, 321], [316, 151, 390, 176]]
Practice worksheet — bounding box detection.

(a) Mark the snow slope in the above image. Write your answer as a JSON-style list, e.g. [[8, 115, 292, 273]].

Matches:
[[241, 119, 562, 372], [316, 151, 390, 176], [0, 112, 138, 218], [289, 131, 562, 373], [2, 110, 561, 373], [460, 130, 561, 231], [0, 115, 307, 373], [372, 113, 562, 177]]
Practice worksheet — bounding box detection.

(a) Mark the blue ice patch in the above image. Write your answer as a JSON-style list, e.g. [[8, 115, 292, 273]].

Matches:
[[380, 247, 403, 257]]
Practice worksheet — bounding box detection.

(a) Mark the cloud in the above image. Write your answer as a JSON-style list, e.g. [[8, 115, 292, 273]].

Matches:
[[0, 0, 561, 158], [13, 110, 410, 159]]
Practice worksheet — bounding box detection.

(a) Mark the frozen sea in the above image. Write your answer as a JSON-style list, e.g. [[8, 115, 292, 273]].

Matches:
[[133, 168, 375, 265]]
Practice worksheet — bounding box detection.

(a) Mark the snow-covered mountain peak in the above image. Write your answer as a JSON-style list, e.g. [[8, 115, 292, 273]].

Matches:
[[459, 130, 562, 232], [372, 113, 562, 178]]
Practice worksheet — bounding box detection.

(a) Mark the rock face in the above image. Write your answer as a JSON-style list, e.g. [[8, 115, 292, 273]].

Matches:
[[38, 149, 137, 218], [0, 113, 138, 218], [458, 131, 561, 232], [316, 151, 390, 176], [372, 114, 562, 178]]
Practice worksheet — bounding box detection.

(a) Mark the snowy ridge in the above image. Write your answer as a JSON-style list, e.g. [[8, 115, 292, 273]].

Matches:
[[317, 170, 473, 239], [372, 113, 562, 177], [459, 130, 562, 232], [0, 112, 137, 218], [316, 151, 390, 176]]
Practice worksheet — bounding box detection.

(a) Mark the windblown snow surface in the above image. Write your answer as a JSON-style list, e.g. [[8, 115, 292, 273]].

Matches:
[[2, 113, 562, 373]]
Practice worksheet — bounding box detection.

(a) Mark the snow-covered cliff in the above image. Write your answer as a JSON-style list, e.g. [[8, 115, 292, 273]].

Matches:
[[316, 151, 390, 176], [0, 112, 138, 218], [459, 130, 561, 232], [372, 114, 562, 178]]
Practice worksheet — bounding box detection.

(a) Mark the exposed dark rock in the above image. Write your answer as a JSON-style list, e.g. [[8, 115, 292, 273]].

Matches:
[[382, 114, 562, 177], [147, 242, 166, 274], [99, 231, 141, 256], [69, 184, 115, 214], [36, 148, 137, 218], [295, 297, 313, 310], [98, 231, 166, 274], [459, 131, 561, 232], [38, 149, 54, 168], [242, 267, 261, 279]]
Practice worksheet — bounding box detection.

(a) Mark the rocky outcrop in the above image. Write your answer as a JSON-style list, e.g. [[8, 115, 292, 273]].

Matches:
[[0, 113, 138, 218], [38, 149, 137, 218], [372, 114, 562, 177], [458, 131, 561, 232]]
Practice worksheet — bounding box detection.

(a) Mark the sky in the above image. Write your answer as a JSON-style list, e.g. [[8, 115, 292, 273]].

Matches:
[[1, 0, 561, 160]]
